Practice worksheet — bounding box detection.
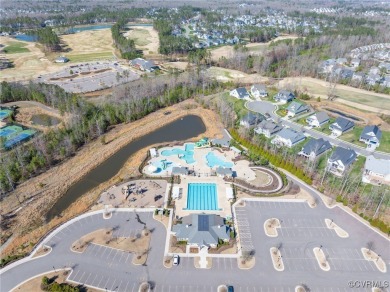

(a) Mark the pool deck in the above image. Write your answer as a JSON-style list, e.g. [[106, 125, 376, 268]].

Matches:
[[145, 146, 256, 181], [174, 176, 232, 218]]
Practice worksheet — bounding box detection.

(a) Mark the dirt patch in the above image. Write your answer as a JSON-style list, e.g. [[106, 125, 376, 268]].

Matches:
[[325, 219, 349, 238], [31, 245, 51, 258], [238, 256, 255, 269], [153, 213, 170, 229], [361, 248, 386, 273], [71, 228, 150, 265], [313, 247, 330, 271], [12, 270, 100, 292], [270, 247, 284, 271], [169, 235, 186, 253], [264, 218, 281, 237], [1, 99, 223, 259]]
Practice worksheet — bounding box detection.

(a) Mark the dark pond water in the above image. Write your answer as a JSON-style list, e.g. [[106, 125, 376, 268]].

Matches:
[[31, 114, 61, 126], [326, 108, 363, 122], [46, 115, 206, 220]]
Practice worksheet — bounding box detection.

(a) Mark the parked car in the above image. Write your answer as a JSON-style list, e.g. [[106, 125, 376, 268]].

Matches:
[[173, 255, 179, 265], [227, 286, 234, 292]]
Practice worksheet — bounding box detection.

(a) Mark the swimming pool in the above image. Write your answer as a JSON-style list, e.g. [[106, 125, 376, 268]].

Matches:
[[205, 152, 233, 168], [161, 143, 196, 164], [186, 183, 218, 210], [151, 159, 174, 173]]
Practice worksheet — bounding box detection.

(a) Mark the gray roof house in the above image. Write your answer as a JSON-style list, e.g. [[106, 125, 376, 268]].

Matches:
[[327, 147, 357, 176], [240, 112, 263, 128], [365, 74, 382, 86], [172, 214, 230, 248], [216, 167, 233, 177], [230, 87, 250, 100], [306, 112, 330, 127], [350, 58, 360, 68], [274, 90, 295, 103], [286, 101, 309, 117], [250, 84, 268, 99], [254, 120, 282, 138], [359, 125, 382, 146], [329, 117, 355, 136], [171, 167, 189, 176], [362, 155, 390, 185], [273, 128, 306, 148], [299, 138, 332, 160], [130, 58, 159, 72]]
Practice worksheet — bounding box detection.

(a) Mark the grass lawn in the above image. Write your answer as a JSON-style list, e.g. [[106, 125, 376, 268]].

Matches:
[[3, 41, 29, 54], [126, 28, 151, 46], [276, 103, 290, 117], [376, 131, 390, 153], [67, 52, 114, 62], [339, 126, 365, 146], [350, 156, 366, 177], [222, 93, 248, 118]]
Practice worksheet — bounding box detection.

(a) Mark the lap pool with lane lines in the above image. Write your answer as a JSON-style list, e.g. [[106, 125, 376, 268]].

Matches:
[[186, 183, 219, 210]]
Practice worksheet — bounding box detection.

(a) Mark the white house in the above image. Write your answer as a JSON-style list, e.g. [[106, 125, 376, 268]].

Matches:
[[327, 147, 357, 176], [329, 117, 354, 136], [250, 84, 268, 99], [254, 120, 282, 138], [362, 155, 390, 185], [286, 101, 309, 117], [359, 125, 382, 147], [272, 128, 306, 148], [306, 112, 330, 127], [240, 112, 263, 128], [230, 87, 250, 100]]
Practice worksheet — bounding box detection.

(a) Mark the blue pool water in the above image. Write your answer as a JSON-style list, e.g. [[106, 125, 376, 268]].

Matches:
[[186, 183, 218, 210], [205, 152, 233, 168], [161, 143, 196, 164], [151, 159, 174, 173]]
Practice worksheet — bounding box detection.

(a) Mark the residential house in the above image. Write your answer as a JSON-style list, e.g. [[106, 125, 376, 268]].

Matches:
[[216, 167, 233, 178], [327, 147, 357, 176], [359, 125, 382, 146], [172, 214, 230, 248], [130, 58, 159, 72], [319, 59, 336, 74], [254, 120, 282, 138], [352, 72, 365, 83], [336, 58, 348, 65], [299, 138, 332, 160], [286, 101, 309, 117], [272, 128, 306, 148], [306, 112, 330, 127], [381, 76, 390, 88], [250, 84, 268, 99], [329, 117, 354, 136], [55, 56, 69, 63], [362, 156, 390, 185], [240, 112, 263, 128], [366, 74, 382, 86], [274, 90, 295, 103], [350, 58, 360, 68], [369, 67, 380, 75], [230, 87, 250, 100], [378, 62, 390, 74]]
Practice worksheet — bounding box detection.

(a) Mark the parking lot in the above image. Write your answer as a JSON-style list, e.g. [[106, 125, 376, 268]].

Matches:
[[39, 61, 140, 93]]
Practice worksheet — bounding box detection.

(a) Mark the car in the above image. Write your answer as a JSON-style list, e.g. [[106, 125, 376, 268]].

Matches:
[[227, 286, 234, 292], [173, 255, 179, 265]]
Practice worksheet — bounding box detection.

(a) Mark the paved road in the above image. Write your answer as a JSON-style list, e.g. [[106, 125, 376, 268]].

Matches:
[[1, 196, 389, 292], [246, 100, 390, 160]]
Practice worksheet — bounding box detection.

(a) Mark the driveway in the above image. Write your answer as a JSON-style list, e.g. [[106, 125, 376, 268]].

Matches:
[[246, 100, 390, 160]]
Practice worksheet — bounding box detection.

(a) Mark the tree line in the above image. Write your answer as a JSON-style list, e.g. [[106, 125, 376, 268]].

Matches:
[[0, 71, 231, 194], [111, 20, 142, 60]]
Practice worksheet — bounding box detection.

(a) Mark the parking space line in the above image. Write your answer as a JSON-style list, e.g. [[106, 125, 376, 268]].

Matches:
[[78, 271, 86, 283]]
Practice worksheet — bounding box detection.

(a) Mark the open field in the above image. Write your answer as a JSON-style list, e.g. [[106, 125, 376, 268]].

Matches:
[[207, 66, 268, 84], [210, 35, 300, 62], [3, 41, 29, 54], [0, 37, 65, 82], [123, 26, 159, 56], [277, 77, 390, 114], [61, 29, 115, 62]]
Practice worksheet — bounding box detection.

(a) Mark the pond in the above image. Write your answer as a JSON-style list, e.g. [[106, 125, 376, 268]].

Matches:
[[63, 24, 113, 34], [31, 114, 61, 127], [325, 108, 363, 122], [46, 115, 206, 221], [14, 34, 38, 42]]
